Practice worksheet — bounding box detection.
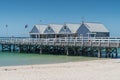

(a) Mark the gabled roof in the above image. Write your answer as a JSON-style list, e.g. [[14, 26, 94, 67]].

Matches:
[[35, 24, 48, 34], [29, 26, 39, 34], [59, 24, 72, 34], [84, 22, 109, 32], [49, 24, 63, 34], [44, 25, 55, 34], [30, 22, 109, 35], [65, 23, 81, 33]]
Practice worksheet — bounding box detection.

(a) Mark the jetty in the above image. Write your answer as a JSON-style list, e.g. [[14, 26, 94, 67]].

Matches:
[[0, 37, 119, 58]]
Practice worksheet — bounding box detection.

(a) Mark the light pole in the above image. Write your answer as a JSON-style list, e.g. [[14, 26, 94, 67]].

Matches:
[[5, 24, 8, 37], [39, 20, 42, 39], [25, 24, 30, 38], [38, 25, 40, 39], [65, 26, 68, 41]]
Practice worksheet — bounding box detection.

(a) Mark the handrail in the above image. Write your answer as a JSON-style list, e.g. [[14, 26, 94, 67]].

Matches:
[[0, 37, 120, 45]]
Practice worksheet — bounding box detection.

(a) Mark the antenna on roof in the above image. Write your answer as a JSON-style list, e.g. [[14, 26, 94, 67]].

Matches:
[[81, 16, 85, 24]]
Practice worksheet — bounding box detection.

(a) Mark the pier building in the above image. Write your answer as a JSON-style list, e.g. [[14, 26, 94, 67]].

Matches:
[[29, 22, 110, 38]]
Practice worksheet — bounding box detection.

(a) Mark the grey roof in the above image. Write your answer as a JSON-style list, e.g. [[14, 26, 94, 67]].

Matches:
[[49, 24, 63, 34], [30, 22, 109, 35], [84, 22, 109, 32], [66, 23, 81, 33], [35, 24, 48, 34]]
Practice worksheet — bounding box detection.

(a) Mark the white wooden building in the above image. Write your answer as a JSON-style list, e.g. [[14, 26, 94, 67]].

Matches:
[[29, 22, 109, 38], [78, 22, 109, 37]]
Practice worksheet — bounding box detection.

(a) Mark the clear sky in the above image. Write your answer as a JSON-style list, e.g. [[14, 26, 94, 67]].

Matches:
[[0, 0, 120, 37]]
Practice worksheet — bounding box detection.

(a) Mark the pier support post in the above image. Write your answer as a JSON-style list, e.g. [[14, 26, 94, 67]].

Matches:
[[81, 47, 85, 56], [13, 45, 15, 52], [39, 47, 42, 54], [81, 47, 83, 56], [73, 47, 77, 55], [98, 48, 101, 58], [90, 47, 94, 57], [66, 47, 69, 56], [105, 48, 110, 58], [115, 48, 118, 58]]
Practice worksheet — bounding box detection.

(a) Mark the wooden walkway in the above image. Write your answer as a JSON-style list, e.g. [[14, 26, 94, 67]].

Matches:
[[0, 37, 119, 58], [0, 37, 120, 47]]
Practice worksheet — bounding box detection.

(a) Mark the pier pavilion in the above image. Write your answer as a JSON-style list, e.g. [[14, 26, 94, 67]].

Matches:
[[29, 22, 110, 38]]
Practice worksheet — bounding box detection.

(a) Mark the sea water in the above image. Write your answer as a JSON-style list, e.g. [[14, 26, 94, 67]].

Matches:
[[0, 48, 120, 67], [0, 52, 98, 66]]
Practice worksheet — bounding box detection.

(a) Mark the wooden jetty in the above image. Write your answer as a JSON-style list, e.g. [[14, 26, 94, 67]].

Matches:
[[0, 37, 120, 58]]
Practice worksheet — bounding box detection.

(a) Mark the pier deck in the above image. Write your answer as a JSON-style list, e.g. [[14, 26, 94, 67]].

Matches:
[[0, 37, 119, 58]]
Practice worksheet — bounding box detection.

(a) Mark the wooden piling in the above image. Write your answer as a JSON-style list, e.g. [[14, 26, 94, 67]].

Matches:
[[98, 48, 101, 58], [115, 48, 118, 58]]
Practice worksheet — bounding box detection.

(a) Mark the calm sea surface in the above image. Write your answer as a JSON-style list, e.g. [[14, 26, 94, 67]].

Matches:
[[0, 52, 98, 67], [0, 48, 120, 66]]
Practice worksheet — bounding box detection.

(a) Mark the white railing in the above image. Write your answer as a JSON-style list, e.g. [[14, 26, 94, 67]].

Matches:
[[0, 37, 120, 47]]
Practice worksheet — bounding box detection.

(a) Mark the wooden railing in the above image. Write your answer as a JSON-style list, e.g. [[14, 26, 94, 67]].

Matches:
[[0, 37, 120, 47]]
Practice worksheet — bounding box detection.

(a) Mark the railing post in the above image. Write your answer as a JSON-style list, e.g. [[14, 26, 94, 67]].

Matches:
[[74, 37, 76, 46], [59, 38, 61, 45], [99, 39, 101, 47], [66, 37, 68, 46], [90, 38, 92, 47], [82, 37, 83, 46], [53, 38, 55, 45], [46, 38, 48, 45]]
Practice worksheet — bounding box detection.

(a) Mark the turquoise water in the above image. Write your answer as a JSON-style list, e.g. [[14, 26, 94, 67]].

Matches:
[[0, 48, 120, 67], [0, 52, 98, 66]]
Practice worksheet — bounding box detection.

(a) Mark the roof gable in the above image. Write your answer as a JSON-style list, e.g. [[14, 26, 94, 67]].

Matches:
[[44, 26, 55, 34], [59, 24, 71, 34], [77, 24, 90, 35], [30, 26, 39, 33]]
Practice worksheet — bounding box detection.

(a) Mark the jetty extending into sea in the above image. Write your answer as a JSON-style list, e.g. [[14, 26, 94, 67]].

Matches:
[[0, 37, 119, 58]]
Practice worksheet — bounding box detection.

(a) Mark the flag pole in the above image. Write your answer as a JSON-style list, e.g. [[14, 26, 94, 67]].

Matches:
[[5, 24, 8, 37], [25, 24, 29, 37], [39, 20, 42, 39]]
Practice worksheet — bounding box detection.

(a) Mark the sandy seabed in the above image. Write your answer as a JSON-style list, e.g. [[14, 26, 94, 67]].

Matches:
[[0, 59, 120, 80]]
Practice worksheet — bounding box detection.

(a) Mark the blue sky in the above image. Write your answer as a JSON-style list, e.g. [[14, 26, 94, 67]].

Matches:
[[0, 0, 120, 37]]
